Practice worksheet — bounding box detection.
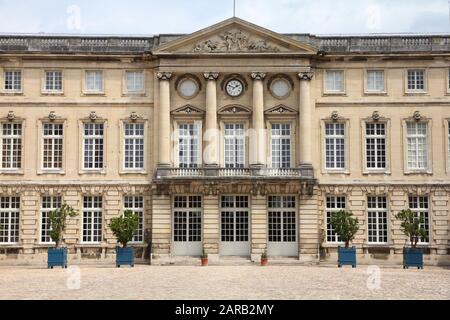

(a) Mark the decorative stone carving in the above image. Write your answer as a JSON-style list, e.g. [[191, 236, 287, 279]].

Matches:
[[413, 110, 422, 121], [193, 30, 280, 53], [251, 72, 267, 81], [48, 111, 57, 121], [331, 111, 340, 121], [89, 111, 98, 121], [265, 104, 298, 115], [156, 72, 173, 81], [218, 105, 252, 115], [203, 72, 219, 81], [129, 112, 140, 121], [6, 111, 15, 121], [372, 111, 381, 121], [171, 104, 204, 115], [298, 72, 314, 81]]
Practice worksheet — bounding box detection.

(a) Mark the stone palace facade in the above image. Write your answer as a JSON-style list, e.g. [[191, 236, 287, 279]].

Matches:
[[0, 18, 449, 265]]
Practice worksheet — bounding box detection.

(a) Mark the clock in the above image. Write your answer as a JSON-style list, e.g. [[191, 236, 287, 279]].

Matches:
[[226, 79, 244, 97], [271, 78, 291, 99], [178, 77, 199, 99]]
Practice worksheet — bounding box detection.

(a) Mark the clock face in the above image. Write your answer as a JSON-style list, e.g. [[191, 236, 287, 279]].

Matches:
[[226, 79, 244, 97], [178, 78, 198, 99], [271, 79, 291, 98]]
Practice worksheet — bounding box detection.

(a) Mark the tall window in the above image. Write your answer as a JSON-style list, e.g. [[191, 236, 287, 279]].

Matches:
[[1, 123, 22, 170], [367, 196, 388, 244], [220, 196, 249, 243], [409, 196, 429, 244], [271, 123, 291, 168], [0, 197, 20, 244], [448, 121, 450, 169], [367, 70, 384, 92], [325, 123, 345, 169], [125, 71, 144, 93], [406, 122, 428, 170], [325, 70, 344, 92], [407, 69, 425, 91], [40, 196, 62, 243], [124, 123, 144, 170], [326, 196, 346, 242], [82, 196, 102, 243], [224, 123, 245, 168], [178, 123, 199, 168], [173, 196, 202, 243], [44, 71, 63, 92], [43, 123, 63, 170], [4, 71, 22, 92], [366, 122, 386, 169], [268, 196, 296, 243], [85, 71, 103, 92], [124, 196, 144, 243], [83, 123, 104, 170]]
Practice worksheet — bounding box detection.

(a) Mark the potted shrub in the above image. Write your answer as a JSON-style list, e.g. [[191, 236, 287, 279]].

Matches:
[[395, 209, 428, 269], [47, 203, 78, 269], [201, 251, 208, 266], [109, 210, 139, 268], [330, 210, 359, 268], [261, 251, 268, 266]]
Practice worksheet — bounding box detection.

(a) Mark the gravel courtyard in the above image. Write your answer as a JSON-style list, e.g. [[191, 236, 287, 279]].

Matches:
[[0, 265, 449, 300]]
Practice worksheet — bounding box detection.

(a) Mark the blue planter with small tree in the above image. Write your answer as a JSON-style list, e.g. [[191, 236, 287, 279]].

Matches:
[[47, 203, 78, 269], [395, 209, 428, 269], [109, 210, 140, 268], [330, 210, 359, 268]]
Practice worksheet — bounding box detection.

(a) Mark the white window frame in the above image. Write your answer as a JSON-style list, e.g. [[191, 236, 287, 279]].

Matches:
[[0, 197, 20, 244], [325, 196, 346, 244], [40, 196, 62, 244], [124, 196, 144, 244], [81, 196, 103, 244], [324, 70, 345, 94], [42, 70, 63, 94], [81, 122, 106, 172], [173, 120, 202, 168], [172, 195, 203, 243], [447, 69, 450, 94], [267, 195, 297, 243], [224, 123, 246, 169], [364, 121, 388, 172], [3, 70, 22, 93], [41, 122, 64, 171], [323, 121, 348, 173], [124, 70, 145, 94], [408, 196, 430, 245], [405, 69, 427, 93], [0, 122, 23, 172], [220, 195, 250, 243], [403, 120, 432, 174], [270, 123, 293, 169], [365, 70, 386, 94], [83, 70, 104, 94], [367, 196, 389, 244], [121, 121, 146, 172], [446, 119, 450, 174]]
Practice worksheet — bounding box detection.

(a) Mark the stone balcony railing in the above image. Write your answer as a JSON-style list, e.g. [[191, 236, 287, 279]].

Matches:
[[155, 166, 315, 180]]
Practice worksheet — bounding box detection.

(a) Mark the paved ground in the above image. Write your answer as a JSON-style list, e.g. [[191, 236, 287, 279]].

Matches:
[[0, 265, 449, 300]]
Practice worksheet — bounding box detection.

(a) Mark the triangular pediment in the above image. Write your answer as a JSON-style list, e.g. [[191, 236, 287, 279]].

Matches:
[[218, 104, 252, 115], [153, 17, 317, 55], [265, 104, 298, 115], [171, 104, 205, 115]]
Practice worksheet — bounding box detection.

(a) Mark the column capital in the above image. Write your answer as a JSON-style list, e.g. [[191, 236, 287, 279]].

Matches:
[[156, 72, 173, 81], [298, 71, 314, 81], [203, 72, 219, 80], [250, 72, 267, 81]]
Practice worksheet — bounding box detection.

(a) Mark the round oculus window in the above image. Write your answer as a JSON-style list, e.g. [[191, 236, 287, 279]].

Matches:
[[271, 78, 291, 98], [178, 78, 199, 98]]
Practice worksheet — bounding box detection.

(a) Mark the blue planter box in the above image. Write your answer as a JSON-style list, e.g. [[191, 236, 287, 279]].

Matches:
[[403, 248, 424, 269], [338, 246, 356, 268], [116, 247, 135, 268], [48, 248, 68, 269]]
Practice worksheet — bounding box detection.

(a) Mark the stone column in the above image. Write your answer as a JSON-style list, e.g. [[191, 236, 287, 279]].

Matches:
[[157, 72, 172, 169], [203, 72, 219, 169], [251, 72, 267, 168], [298, 71, 314, 168]]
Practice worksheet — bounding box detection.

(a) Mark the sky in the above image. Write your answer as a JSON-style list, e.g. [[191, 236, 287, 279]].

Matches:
[[0, 0, 449, 35]]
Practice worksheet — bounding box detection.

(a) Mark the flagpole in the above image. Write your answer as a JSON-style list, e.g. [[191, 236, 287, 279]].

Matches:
[[233, 0, 236, 17]]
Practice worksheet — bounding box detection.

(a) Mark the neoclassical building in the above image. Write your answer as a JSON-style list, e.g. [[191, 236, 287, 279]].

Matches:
[[0, 18, 449, 265]]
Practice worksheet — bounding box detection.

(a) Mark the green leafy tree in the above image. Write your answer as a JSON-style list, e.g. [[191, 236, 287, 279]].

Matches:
[[395, 208, 428, 248], [109, 210, 139, 248], [48, 203, 78, 249], [330, 210, 359, 248]]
